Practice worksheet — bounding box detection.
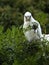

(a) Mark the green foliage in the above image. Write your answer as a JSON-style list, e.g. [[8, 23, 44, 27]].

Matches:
[[0, 0, 49, 33], [0, 26, 49, 65], [0, 0, 49, 65]]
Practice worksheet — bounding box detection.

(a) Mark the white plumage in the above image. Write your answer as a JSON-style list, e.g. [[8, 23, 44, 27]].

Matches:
[[23, 12, 42, 42], [42, 34, 49, 41], [45, 34, 49, 41]]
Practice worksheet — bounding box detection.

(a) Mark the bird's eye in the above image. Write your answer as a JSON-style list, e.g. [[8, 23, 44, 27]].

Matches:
[[25, 16, 27, 19], [30, 16, 31, 18]]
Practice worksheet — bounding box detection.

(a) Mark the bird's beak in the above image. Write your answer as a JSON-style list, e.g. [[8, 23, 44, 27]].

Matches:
[[25, 16, 31, 21]]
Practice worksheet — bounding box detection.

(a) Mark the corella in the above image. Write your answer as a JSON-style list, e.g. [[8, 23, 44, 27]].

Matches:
[[23, 12, 42, 42]]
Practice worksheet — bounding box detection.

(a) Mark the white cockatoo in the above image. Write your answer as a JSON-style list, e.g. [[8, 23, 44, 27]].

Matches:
[[23, 12, 43, 42]]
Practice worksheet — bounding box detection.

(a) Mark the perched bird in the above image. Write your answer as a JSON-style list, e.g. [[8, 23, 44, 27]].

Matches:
[[23, 12, 42, 42]]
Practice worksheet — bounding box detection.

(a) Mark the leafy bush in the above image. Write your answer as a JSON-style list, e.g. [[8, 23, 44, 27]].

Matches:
[[0, 0, 49, 65], [0, 25, 49, 65]]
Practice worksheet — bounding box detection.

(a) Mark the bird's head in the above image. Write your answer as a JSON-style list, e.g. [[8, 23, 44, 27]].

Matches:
[[24, 12, 32, 22]]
